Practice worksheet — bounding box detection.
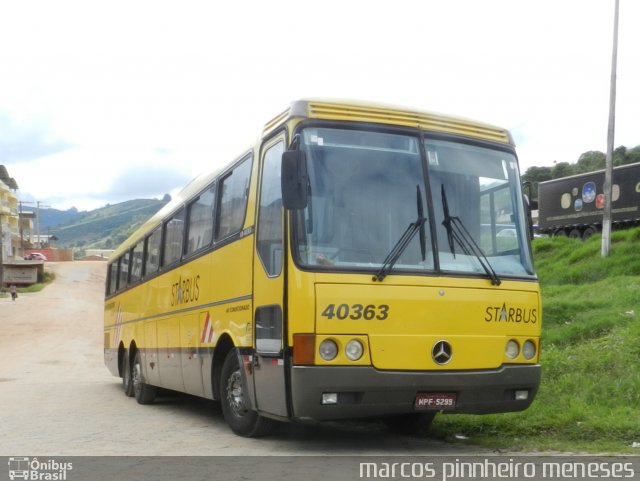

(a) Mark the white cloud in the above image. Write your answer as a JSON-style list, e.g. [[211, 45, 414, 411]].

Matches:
[[0, 0, 638, 208]]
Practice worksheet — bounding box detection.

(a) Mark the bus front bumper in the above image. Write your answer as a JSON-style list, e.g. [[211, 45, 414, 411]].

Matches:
[[289, 364, 541, 421]]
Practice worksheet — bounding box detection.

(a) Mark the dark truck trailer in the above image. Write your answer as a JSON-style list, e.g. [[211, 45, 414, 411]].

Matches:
[[537, 162, 640, 239]]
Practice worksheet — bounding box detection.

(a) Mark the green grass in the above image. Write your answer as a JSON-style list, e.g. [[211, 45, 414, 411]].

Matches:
[[431, 228, 640, 453], [18, 271, 56, 293]]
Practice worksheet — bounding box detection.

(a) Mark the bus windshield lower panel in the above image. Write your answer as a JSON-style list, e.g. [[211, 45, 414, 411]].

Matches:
[[293, 127, 534, 279]]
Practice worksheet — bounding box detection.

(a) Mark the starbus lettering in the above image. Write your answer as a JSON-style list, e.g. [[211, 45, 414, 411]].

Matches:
[[171, 274, 201, 306], [484, 303, 537, 323]]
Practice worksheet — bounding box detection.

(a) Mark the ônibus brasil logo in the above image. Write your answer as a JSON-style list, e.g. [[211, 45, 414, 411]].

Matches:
[[7, 457, 73, 480]]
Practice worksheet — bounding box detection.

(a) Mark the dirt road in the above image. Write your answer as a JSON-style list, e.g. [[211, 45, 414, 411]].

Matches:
[[0, 261, 489, 456]]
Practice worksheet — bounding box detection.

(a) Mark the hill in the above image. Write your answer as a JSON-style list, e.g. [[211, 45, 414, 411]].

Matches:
[[432, 228, 640, 453], [42, 198, 169, 251]]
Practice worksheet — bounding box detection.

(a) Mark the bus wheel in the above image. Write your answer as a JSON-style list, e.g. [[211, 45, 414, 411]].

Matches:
[[220, 349, 274, 437], [122, 351, 134, 397], [132, 351, 157, 405], [383, 413, 436, 436]]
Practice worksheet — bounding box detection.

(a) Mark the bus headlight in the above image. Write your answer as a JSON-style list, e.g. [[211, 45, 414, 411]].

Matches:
[[506, 340, 519, 359], [345, 340, 364, 361], [319, 339, 338, 361], [522, 340, 536, 360]]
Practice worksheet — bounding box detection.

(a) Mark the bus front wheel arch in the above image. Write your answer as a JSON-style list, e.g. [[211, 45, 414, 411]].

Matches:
[[219, 348, 274, 437], [212, 334, 234, 401]]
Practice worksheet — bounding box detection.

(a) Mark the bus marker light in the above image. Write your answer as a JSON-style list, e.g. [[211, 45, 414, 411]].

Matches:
[[515, 390, 529, 401], [242, 355, 252, 375], [293, 334, 316, 365], [322, 393, 338, 404]]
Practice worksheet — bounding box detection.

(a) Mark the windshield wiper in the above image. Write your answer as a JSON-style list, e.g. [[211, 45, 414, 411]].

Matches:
[[440, 184, 501, 286], [373, 186, 427, 282]]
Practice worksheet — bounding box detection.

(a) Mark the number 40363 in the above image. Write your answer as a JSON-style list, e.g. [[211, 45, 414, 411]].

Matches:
[[320, 303, 389, 320]]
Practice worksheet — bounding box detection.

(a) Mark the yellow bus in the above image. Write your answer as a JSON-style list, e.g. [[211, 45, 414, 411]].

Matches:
[[104, 99, 541, 437]]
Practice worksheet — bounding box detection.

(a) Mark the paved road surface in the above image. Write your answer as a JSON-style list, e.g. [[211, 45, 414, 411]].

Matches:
[[0, 261, 490, 456]]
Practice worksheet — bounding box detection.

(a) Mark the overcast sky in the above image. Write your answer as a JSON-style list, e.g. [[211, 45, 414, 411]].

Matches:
[[1, 0, 638, 211]]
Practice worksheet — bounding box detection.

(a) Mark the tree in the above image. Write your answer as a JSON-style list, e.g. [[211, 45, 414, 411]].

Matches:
[[520, 144, 639, 195], [521, 166, 552, 200], [624, 146, 640, 165], [551, 162, 574, 179], [613, 146, 627, 166], [575, 151, 605, 173]]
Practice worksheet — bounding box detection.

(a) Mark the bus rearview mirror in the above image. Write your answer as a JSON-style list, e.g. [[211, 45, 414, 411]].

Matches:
[[281, 150, 308, 210]]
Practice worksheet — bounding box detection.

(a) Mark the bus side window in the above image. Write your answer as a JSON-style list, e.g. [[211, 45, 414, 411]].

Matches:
[[119, 250, 131, 290], [215, 156, 252, 241], [108, 260, 118, 295], [145, 228, 162, 275], [130, 242, 144, 284], [163, 208, 185, 266], [186, 183, 216, 256]]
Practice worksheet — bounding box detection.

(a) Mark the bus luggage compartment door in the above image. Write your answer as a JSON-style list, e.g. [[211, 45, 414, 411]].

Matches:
[[252, 305, 288, 417]]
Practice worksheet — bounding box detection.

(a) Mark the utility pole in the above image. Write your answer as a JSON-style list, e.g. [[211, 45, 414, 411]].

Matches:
[[35, 201, 51, 249], [601, 0, 620, 257], [36, 201, 41, 249]]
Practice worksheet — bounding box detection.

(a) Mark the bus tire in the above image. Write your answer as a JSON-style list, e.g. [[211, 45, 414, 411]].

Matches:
[[383, 412, 436, 436], [569, 228, 581, 239], [122, 351, 134, 397], [132, 350, 157, 405], [220, 349, 274, 437]]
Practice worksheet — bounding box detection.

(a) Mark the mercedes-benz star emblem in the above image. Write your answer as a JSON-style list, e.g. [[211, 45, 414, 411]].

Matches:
[[432, 340, 452, 365]]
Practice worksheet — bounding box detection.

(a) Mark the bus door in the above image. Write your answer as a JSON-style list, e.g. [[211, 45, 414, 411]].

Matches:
[[251, 138, 288, 418]]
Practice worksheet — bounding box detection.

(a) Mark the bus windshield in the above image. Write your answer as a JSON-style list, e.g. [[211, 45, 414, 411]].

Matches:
[[293, 127, 534, 279]]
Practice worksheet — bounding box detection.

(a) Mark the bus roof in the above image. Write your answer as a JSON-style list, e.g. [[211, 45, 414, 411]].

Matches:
[[110, 99, 513, 261], [263, 99, 513, 145]]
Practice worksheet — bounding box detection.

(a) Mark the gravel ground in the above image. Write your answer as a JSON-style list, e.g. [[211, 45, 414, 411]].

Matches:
[[0, 261, 489, 457]]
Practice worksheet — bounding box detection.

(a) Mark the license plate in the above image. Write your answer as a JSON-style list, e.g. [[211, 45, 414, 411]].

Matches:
[[414, 392, 457, 411]]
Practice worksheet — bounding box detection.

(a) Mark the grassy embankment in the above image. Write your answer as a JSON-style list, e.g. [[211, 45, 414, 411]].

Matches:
[[431, 228, 640, 453]]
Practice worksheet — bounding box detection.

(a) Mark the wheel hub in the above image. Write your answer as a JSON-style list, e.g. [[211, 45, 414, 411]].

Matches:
[[226, 370, 246, 417]]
